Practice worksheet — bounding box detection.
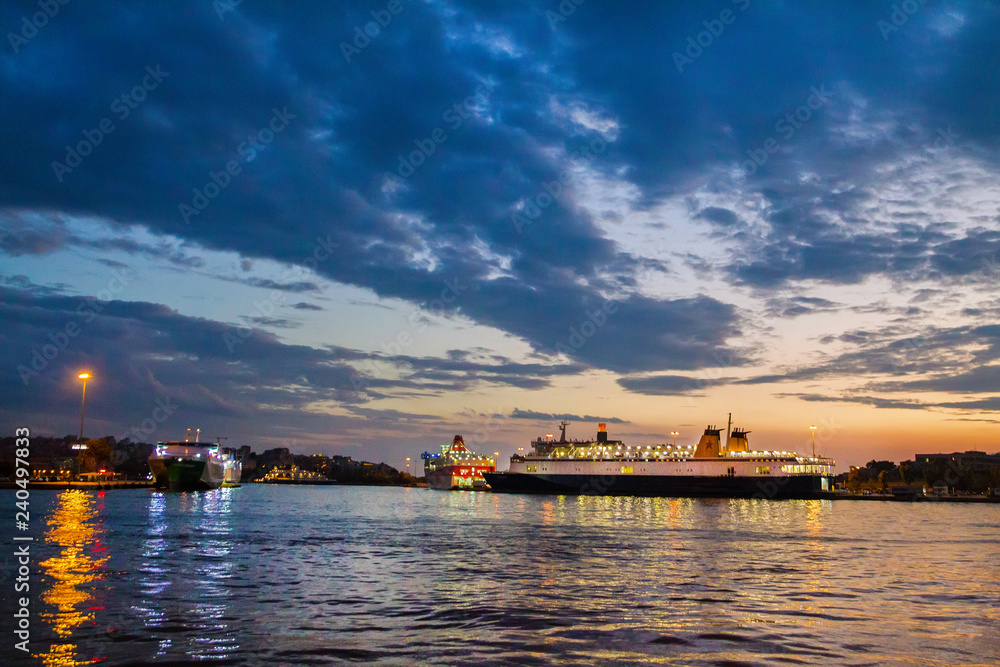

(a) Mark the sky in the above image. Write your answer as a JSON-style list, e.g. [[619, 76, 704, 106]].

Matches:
[[2, 0, 999, 471]]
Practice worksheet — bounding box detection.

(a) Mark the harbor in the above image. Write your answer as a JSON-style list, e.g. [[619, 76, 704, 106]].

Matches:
[[5, 3, 1000, 661], [4, 484, 998, 665], [3, 422, 998, 502]]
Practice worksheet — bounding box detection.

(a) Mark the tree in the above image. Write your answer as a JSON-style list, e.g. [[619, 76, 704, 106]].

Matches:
[[78, 437, 113, 474], [847, 469, 862, 494], [866, 460, 896, 475], [923, 459, 946, 486], [899, 461, 913, 485], [877, 470, 888, 493]]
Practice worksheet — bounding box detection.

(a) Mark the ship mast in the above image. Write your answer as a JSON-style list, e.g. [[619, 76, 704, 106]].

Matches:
[[558, 421, 569, 443], [726, 413, 732, 454]]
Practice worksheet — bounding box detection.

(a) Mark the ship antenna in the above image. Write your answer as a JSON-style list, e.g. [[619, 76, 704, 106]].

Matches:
[[726, 413, 732, 451], [559, 421, 569, 443]]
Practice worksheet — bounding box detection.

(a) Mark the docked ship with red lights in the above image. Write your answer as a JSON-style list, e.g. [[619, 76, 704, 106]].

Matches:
[[484, 418, 835, 499], [421, 435, 496, 490]]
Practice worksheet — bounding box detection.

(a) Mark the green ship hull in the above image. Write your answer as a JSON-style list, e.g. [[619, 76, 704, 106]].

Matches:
[[149, 442, 226, 491], [165, 459, 214, 490]]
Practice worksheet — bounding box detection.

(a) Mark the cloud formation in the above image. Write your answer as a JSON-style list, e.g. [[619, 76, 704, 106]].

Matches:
[[2, 0, 1000, 452]]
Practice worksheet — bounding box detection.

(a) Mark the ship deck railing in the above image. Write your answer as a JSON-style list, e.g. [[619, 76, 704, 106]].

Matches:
[[520, 454, 833, 465]]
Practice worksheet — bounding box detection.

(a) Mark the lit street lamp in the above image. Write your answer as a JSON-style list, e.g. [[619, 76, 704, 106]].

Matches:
[[670, 430, 678, 448], [405, 457, 411, 475], [77, 372, 91, 448], [810, 424, 817, 458]]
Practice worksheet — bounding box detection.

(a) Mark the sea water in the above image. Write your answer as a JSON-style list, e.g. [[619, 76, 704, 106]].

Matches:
[[2, 485, 998, 665]]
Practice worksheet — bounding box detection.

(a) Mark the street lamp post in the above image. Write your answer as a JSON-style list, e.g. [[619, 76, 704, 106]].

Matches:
[[810, 424, 817, 458], [405, 457, 411, 476], [671, 431, 678, 448], [78, 372, 91, 444]]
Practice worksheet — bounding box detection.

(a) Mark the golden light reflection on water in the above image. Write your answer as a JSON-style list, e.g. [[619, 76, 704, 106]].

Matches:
[[37, 490, 109, 666]]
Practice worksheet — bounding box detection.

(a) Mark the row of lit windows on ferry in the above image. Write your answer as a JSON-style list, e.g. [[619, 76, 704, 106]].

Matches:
[[780, 464, 829, 474]]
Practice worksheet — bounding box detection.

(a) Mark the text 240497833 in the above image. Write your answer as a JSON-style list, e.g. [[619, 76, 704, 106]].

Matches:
[[13, 427, 33, 653]]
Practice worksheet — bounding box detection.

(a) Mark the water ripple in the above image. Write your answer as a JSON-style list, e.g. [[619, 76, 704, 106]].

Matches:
[[9, 486, 1000, 665]]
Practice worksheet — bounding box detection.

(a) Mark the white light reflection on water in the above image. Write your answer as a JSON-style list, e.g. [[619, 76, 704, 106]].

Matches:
[[130, 488, 239, 661], [189, 487, 237, 660], [133, 490, 169, 656]]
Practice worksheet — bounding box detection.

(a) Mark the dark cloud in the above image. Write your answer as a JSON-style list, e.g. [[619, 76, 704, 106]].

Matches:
[[241, 315, 301, 329], [740, 321, 1000, 389], [0, 226, 66, 255], [872, 357, 1000, 395], [2, 1, 1000, 439], [0, 274, 68, 295], [696, 207, 742, 227], [617, 374, 733, 396], [0, 285, 590, 445], [343, 406, 445, 422], [737, 321, 1000, 415], [238, 278, 320, 293], [384, 351, 586, 392], [0, 0, 751, 374], [97, 258, 130, 270], [508, 408, 628, 424], [0, 214, 206, 267], [292, 302, 324, 311], [764, 295, 840, 318], [778, 393, 933, 411], [782, 392, 1000, 413]]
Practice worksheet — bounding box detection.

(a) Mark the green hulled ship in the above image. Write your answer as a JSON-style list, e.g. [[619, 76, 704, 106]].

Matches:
[[148, 441, 240, 491]]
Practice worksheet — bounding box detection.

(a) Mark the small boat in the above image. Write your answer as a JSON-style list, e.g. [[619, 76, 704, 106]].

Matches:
[[421, 435, 495, 490], [260, 465, 329, 484]]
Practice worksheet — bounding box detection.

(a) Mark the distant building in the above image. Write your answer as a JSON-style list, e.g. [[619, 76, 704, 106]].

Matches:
[[915, 451, 1000, 474], [257, 447, 292, 472]]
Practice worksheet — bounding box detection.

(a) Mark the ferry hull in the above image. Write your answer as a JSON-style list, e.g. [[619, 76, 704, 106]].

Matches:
[[426, 468, 490, 491], [483, 471, 831, 499], [149, 457, 224, 491]]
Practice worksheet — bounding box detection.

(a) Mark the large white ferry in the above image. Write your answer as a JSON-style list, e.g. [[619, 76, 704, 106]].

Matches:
[[484, 419, 835, 499]]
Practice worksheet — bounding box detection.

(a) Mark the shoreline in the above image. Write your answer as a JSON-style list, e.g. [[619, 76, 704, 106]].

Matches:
[[1, 480, 154, 490], [0, 480, 427, 491], [2, 482, 994, 501]]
